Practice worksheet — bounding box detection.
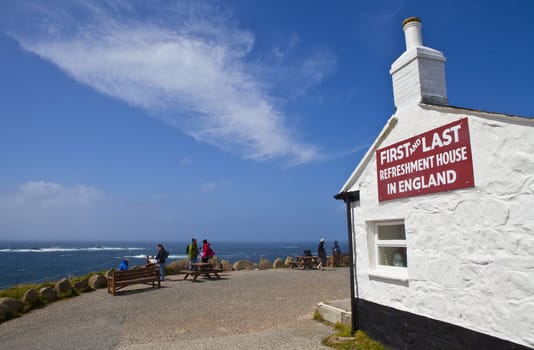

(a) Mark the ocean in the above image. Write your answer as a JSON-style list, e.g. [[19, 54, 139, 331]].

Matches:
[[0, 240, 347, 289]]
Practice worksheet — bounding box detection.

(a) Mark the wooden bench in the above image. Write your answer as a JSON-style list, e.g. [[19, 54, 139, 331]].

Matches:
[[107, 265, 161, 295]]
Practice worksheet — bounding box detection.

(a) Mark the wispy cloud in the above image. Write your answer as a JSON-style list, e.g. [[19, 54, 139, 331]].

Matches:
[[200, 182, 218, 193], [179, 158, 192, 166], [353, 0, 406, 50], [13, 181, 105, 208], [0, 181, 107, 239], [5, 0, 336, 165]]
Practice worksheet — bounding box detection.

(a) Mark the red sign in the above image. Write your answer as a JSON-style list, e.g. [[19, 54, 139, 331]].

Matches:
[[376, 118, 474, 201]]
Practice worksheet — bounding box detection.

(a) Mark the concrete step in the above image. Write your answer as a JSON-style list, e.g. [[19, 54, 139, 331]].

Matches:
[[317, 298, 351, 325]]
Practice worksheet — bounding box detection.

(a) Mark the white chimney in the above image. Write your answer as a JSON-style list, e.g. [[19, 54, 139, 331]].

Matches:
[[390, 17, 448, 110], [403, 18, 423, 50]]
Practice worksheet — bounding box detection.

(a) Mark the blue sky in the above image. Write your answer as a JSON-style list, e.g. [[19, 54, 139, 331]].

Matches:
[[0, 0, 532, 242]]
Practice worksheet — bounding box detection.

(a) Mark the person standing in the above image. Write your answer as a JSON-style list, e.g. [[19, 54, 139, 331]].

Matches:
[[155, 244, 168, 281], [187, 238, 200, 270], [317, 238, 327, 269], [200, 239, 215, 263], [332, 241, 341, 267]]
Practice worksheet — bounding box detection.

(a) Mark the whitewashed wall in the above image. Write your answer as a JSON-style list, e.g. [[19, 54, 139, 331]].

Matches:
[[349, 104, 534, 348]]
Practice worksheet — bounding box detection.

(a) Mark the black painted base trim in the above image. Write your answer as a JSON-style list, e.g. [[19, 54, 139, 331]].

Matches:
[[356, 298, 532, 350]]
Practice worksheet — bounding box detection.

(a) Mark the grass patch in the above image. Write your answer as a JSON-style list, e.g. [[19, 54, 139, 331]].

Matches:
[[0, 270, 108, 298], [313, 309, 325, 321], [322, 322, 388, 350], [0, 283, 53, 300]]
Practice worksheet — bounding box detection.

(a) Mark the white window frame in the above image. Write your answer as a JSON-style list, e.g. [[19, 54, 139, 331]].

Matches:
[[368, 220, 408, 281]]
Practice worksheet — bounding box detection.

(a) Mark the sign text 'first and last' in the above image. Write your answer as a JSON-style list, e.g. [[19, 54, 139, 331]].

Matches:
[[376, 118, 474, 201]]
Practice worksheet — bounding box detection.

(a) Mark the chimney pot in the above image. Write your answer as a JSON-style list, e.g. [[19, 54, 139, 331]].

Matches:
[[403, 17, 423, 51]]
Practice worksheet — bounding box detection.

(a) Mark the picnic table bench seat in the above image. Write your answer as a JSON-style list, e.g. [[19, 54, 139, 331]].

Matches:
[[289, 256, 321, 269], [107, 265, 161, 295], [180, 265, 223, 282], [288, 261, 304, 268]]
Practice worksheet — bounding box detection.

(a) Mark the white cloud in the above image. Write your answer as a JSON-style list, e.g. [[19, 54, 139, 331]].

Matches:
[[18, 181, 63, 201], [0, 181, 107, 239], [179, 158, 192, 166], [8, 0, 335, 165], [14, 181, 105, 208], [200, 182, 217, 193]]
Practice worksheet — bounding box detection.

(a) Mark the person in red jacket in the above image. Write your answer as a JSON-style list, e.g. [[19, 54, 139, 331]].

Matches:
[[201, 239, 215, 263]]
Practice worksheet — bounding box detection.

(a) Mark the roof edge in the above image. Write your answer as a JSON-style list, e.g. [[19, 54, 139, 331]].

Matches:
[[338, 116, 398, 193], [420, 103, 534, 125]]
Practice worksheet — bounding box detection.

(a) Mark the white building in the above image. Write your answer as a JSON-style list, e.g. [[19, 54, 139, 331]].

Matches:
[[335, 17, 534, 350]]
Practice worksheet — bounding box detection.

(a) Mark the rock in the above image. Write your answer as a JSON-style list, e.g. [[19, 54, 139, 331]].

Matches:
[[258, 257, 271, 269], [209, 256, 221, 269], [0, 305, 9, 322], [284, 256, 294, 267], [73, 278, 91, 292], [167, 260, 188, 274], [273, 258, 285, 268], [0, 297, 23, 314], [22, 289, 39, 306], [39, 286, 57, 302], [233, 260, 256, 271], [89, 275, 107, 289], [55, 278, 73, 296], [220, 259, 233, 271]]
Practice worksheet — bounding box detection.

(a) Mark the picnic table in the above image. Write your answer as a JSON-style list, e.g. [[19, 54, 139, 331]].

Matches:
[[288, 255, 322, 269], [181, 262, 222, 281]]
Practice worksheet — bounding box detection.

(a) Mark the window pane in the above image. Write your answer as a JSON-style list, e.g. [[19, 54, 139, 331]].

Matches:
[[378, 224, 406, 240], [378, 246, 407, 267]]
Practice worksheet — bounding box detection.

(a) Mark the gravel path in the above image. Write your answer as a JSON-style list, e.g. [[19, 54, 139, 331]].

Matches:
[[0, 268, 350, 349]]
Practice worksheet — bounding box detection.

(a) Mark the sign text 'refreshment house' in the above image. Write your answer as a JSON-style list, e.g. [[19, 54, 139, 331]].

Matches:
[[376, 118, 474, 201]]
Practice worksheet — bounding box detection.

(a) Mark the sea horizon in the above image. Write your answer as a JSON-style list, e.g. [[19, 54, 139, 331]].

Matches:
[[0, 239, 348, 289]]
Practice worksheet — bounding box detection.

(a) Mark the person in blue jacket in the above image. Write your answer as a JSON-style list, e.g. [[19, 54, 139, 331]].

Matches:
[[119, 258, 129, 271], [155, 244, 168, 281]]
